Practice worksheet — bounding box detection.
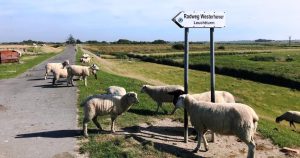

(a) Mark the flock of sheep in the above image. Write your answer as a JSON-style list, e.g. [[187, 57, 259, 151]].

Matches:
[[44, 53, 299, 158], [44, 53, 99, 86]]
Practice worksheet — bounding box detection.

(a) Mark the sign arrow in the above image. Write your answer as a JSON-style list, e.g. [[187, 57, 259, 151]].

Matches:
[[172, 11, 226, 28]]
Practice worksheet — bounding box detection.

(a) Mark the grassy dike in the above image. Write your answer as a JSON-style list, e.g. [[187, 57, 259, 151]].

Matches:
[[76, 48, 300, 157], [0, 53, 57, 79]]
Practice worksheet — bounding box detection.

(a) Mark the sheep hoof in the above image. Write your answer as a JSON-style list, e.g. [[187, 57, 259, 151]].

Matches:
[[205, 147, 209, 152], [83, 134, 88, 138], [192, 148, 199, 153]]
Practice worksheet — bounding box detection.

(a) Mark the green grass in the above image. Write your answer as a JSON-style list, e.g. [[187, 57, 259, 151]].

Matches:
[[76, 47, 300, 157], [0, 53, 57, 79]]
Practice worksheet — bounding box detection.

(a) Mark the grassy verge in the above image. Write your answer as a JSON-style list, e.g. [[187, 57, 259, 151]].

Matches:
[[76, 48, 300, 157], [0, 53, 57, 79]]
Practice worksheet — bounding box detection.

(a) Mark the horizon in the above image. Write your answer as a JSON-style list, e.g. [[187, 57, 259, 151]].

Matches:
[[1, 0, 300, 42]]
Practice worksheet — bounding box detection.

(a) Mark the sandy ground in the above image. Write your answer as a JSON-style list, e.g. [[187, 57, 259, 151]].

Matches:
[[0, 44, 63, 54], [115, 118, 298, 158], [80, 48, 299, 158]]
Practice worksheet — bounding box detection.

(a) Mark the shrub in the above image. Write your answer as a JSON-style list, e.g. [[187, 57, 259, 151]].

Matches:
[[217, 45, 225, 50], [172, 43, 184, 50]]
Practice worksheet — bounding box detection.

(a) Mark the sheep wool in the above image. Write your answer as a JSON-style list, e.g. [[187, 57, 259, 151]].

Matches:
[[51, 68, 68, 85], [44, 60, 69, 80], [177, 94, 258, 158], [141, 84, 184, 113], [67, 64, 99, 86], [82, 92, 139, 137], [106, 86, 126, 96], [276, 111, 300, 128]]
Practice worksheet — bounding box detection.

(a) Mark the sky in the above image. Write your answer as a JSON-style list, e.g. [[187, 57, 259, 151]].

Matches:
[[0, 0, 299, 42]]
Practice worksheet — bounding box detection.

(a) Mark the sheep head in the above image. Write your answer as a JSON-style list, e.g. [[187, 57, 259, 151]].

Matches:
[[176, 94, 187, 108], [168, 89, 185, 106], [90, 64, 99, 79], [140, 85, 149, 93], [126, 92, 139, 104]]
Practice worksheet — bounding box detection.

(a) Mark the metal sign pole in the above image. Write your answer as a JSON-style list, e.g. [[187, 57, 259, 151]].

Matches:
[[184, 28, 189, 143], [210, 28, 216, 142]]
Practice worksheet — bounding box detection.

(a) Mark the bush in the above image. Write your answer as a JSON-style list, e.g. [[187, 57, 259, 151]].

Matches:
[[217, 45, 225, 50], [172, 43, 184, 50]]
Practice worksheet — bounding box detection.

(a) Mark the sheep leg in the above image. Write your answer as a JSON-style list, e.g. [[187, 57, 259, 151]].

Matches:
[[52, 78, 56, 85], [202, 132, 209, 151], [155, 102, 162, 114], [92, 117, 102, 131], [83, 117, 90, 137], [193, 131, 201, 152], [290, 121, 296, 128], [84, 76, 87, 86], [111, 116, 117, 133], [211, 132, 215, 142], [246, 138, 256, 158], [170, 107, 177, 115]]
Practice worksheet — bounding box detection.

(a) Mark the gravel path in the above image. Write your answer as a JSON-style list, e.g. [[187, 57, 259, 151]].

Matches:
[[0, 45, 79, 158]]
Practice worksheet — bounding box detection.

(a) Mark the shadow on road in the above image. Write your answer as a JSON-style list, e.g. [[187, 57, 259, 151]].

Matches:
[[27, 78, 46, 81], [15, 130, 82, 138], [33, 84, 70, 88]]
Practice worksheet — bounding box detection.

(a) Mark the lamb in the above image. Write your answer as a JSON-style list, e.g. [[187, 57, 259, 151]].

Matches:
[[176, 94, 258, 158], [82, 53, 90, 58], [106, 86, 126, 96], [44, 60, 69, 80], [168, 89, 235, 114], [82, 92, 139, 137], [51, 67, 68, 85], [66, 64, 99, 86], [140, 85, 184, 114], [276, 111, 300, 128]]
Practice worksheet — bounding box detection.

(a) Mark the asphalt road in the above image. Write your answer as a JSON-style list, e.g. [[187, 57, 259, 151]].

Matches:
[[0, 45, 79, 158]]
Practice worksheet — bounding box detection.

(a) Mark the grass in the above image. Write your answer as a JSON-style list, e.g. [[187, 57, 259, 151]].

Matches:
[[0, 53, 57, 79], [76, 47, 300, 157]]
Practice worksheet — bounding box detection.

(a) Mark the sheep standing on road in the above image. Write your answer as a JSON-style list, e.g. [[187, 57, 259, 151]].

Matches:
[[51, 68, 68, 86], [44, 60, 69, 80], [140, 85, 184, 114], [66, 64, 99, 86], [276, 111, 300, 128], [176, 94, 258, 158], [106, 86, 126, 96], [81, 92, 139, 137]]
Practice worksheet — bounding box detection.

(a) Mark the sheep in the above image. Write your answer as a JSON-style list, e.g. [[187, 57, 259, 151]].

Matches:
[[276, 111, 300, 128], [82, 53, 90, 58], [168, 89, 236, 142], [44, 60, 69, 80], [168, 89, 235, 114], [106, 86, 126, 96], [80, 57, 91, 64], [140, 85, 184, 114], [82, 92, 139, 137], [66, 64, 99, 86], [176, 94, 258, 158], [51, 67, 68, 85]]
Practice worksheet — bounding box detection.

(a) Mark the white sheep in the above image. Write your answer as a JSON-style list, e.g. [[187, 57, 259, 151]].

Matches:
[[51, 67, 68, 85], [168, 89, 235, 114], [176, 94, 258, 158], [106, 86, 126, 96], [169, 89, 236, 142], [82, 92, 139, 137], [82, 53, 90, 58], [80, 57, 91, 64], [66, 64, 99, 86], [44, 60, 69, 80], [140, 85, 184, 114], [276, 111, 300, 128]]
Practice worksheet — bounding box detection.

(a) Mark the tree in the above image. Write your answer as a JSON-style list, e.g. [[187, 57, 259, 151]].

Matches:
[[152, 39, 167, 44], [76, 39, 82, 44], [66, 34, 76, 44]]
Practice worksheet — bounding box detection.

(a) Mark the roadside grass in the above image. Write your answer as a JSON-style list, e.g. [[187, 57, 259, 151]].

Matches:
[[0, 53, 57, 79], [76, 48, 300, 157]]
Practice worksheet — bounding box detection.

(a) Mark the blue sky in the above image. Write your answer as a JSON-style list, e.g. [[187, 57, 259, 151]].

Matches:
[[0, 0, 299, 42]]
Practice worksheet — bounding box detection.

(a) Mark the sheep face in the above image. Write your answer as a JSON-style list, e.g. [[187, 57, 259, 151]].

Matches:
[[168, 89, 185, 107], [140, 85, 148, 93], [62, 60, 70, 68], [176, 94, 187, 108], [126, 92, 139, 104], [90, 64, 99, 79]]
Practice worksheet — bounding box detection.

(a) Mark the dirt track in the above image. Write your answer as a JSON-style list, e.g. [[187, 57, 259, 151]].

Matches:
[[0, 45, 79, 158]]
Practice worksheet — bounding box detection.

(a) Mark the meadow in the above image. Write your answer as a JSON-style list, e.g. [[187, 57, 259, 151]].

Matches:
[[77, 45, 300, 157]]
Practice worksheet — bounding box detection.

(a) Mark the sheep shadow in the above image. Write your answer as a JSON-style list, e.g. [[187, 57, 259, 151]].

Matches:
[[119, 131, 203, 158], [33, 83, 70, 88], [15, 129, 82, 138], [128, 109, 168, 116], [27, 78, 46, 81]]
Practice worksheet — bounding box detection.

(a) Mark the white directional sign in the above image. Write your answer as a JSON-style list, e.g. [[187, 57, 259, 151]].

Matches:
[[172, 11, 226, 28]]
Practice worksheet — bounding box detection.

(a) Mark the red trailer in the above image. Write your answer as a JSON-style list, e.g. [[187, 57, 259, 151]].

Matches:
[[0, 50, 20, 63]]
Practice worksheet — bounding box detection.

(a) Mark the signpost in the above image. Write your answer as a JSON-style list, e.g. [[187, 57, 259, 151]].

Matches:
[[172, 11, 226, 143]]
